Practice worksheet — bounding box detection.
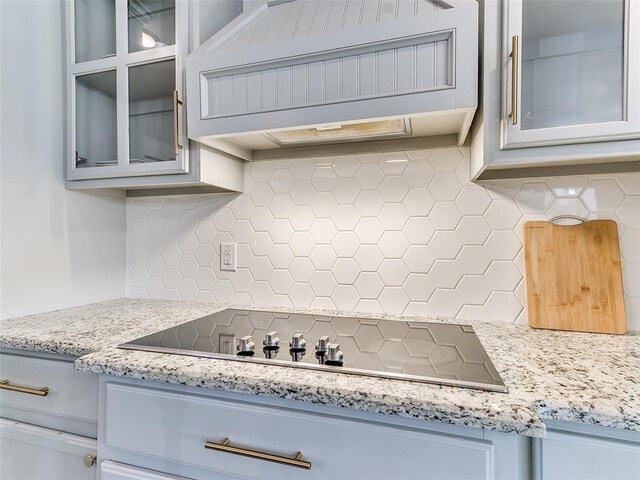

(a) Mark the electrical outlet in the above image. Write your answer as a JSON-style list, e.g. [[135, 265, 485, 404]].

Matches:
[[220, 243, 237, 271]]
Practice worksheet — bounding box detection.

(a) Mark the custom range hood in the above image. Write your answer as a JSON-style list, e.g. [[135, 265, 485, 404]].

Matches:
[[186, 0, 478, 160]]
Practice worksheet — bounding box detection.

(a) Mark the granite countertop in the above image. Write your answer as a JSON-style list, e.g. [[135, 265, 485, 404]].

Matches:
[[1, 298, 638, 438]]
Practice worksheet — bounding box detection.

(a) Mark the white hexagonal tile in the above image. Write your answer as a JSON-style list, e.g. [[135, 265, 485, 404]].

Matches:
[[355, 163, 384, 190], [455, 246, 491, 275], [456, 275, 492, 305], [357, 152, 382, 163], [378, 231, 410, 259], [616, 197, 640, 229], [332, 258, 361, 285], [403, 217, 435, 243], [289, 160, 315, 180], [403, 245, 436, 273], [310, 218, 337, 244], [268, 194, 294, 219], [378, 287, 410, 314], [161, 266, 181, 289], [429, 260, 463, 288], [485, 291, 523, 322], [429, 289, 463, 318], [214, 279, 235, 302], [332, 285, 360, 311], [514, 183, 554, 213], [177, 255, 198, 278], [332, 177, 360, 204], [130, 197, 161, 219], [332, 205, 361, 231], [289, 257, 315, 282], [130, 222, 150, 244], [161, 244, 181, 267], [402, 273, 435, 301], [268, 168, 295, 194], [270, 269, 294, 295], [355, 217, 385, 244], [289, 231, 315, 257], [195, 244, 216, 267], [270, 244, 294, 269], [249, 183, 275, 207], [230, 195, 254, 220], [212, 208, 235, 232], [546, 176, 586, 198], [483, 230, 522, 261], [249, 207, 273, 232], [332, 155, 361, 177], [403, 158, 435, 188], [248, 231, 273, 256], [177, 210, 199, 233], [429, 231, 462, 260], [310, 271, 338, 296], [378, 259, 410, 286], [177, 231, 198, 255], [146, 210, 165, 233], [269, 219, 294, 244], [310, 164, 337, 192], [455, 186, 492, 215], [145, 254, 165, 277], [354, 190, 384, 217], [289, 283, 315, 308], [249, 281, 276, 305], [354, 272, 384, 299], [616, 173, 640, 194], [333, 231, 361, 258], [403, 302, 435, 317], [378, 176, 409, 202], [131, 265, 150, 289], [289, 205, 315, 231], [485, 261, 522, 291], [194, 220, 215, 244], [230, 268, 253, 293], [146, 232, 165, 256], [249, 161, 274, 182], [379, 152, 410, 175], [230, 220, 253, 243], [546, 197, 589, 220], [248, 256, 274, 282], [622, 264, 640, 298], [310, 192, 338, 218], [354, 245, 384, 271], [429, 147, 463, 172], [483, 179, 522, 200], [455, 216, 491, 245], [456, 305, 491, 322], [161, 219, 181, 243], [378, 203, 409, 230], [620, 230, 640, 263], [485, 199, 522, 230], [581, 179, 626, 212], [403, 188, 435, 217], [429, 172, 463, 202], [309, 244, 337, 270], [144, 277, 165, 298], [194, 267, 216, 290], [428, 202, 462, 230], [178, 278, 199, 301], [289, 180, 315, 205]]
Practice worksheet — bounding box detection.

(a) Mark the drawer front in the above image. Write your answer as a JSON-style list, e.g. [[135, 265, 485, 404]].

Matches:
[[105, 383, 495, 480], [0, 352, 98, 424], [99, 460, 187, 480]]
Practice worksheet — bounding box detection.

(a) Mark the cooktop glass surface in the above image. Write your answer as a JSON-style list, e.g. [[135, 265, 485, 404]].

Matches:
[[119, 309, 507, 393]]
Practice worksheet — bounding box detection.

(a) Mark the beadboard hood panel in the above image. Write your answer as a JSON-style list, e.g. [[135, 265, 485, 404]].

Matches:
[[186, 0, 478, 160]]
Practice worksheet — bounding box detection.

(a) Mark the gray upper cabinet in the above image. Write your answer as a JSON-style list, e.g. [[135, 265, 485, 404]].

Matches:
[[471, 0, 640, 179], [65, 0, 245, 193]]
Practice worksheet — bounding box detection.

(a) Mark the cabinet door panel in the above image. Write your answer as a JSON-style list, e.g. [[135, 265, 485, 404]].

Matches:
[[502, 0, 640, 148], [0, 418, 97, 480]]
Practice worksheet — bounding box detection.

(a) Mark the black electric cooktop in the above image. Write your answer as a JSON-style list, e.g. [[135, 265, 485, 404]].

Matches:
[[119, 309, 507, 393]]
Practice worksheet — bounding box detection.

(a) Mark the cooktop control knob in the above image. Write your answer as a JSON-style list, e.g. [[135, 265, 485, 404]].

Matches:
[[324, 343, 344, 367], [262, 331, 280, 359], [236, 335, 255, 357], [289, 333, 306, 362], [315, 336, 329, 364]]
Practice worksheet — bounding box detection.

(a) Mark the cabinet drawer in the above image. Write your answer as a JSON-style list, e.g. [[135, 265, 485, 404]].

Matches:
[[0, 352, 98, 426], [105, 382, 496, 480], [99, 460, 187, 480]]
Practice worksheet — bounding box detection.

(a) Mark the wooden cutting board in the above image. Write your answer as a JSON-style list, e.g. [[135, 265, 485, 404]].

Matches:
[[523, 219, 626, 334]]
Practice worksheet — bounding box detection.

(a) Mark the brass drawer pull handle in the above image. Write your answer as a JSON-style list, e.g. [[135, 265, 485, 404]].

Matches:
[[173, 90, 183, 156], [509, 35, 519, 125], [205, 437, 311, 470], [0, 379, 49, 396]]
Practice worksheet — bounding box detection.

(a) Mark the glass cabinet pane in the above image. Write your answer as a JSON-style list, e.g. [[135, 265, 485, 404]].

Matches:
[[74, 0, 116, 63], [128, 0, 176, 53], [75, 71, 118, 168], [520, 0, 624, 130], [128, 60, 176, 164]]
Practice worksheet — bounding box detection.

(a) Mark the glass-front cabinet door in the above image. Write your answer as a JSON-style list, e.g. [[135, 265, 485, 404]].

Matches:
[[67, 0, 187, 180], [502, 0, 640, 149]]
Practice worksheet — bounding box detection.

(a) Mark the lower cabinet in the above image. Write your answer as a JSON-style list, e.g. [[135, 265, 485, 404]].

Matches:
[[100, 380, 528, 480], [0, 418, 97, 480], [100, 460, 187, 480], [533, 421, 640, 480]]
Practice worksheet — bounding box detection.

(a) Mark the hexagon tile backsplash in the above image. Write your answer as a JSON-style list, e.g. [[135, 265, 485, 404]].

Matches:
[[127, 147, 640, 331]]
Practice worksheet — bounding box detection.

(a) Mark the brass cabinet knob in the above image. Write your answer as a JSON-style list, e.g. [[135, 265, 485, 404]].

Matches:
[[83, 454, 97, 468]]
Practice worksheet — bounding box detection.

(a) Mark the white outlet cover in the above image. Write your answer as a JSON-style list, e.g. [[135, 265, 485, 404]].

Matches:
[[220, 243, 237, 272]]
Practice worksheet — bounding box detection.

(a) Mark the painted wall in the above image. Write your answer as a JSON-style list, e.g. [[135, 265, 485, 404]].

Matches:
[[0, 0, 126, 319], [126, 147, 640, 331]]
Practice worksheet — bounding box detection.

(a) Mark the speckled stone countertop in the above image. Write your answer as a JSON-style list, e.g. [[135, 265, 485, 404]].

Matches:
[[1, 298, 638, 437]]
